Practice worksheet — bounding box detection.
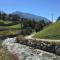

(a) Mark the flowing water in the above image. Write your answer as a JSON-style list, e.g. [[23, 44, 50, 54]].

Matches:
[[2, 37, 60, 60]]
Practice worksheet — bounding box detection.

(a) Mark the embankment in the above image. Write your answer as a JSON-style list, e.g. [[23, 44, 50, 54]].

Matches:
[[16, 37, 60, 55]]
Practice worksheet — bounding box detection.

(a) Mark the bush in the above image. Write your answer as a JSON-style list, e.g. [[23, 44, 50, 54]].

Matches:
[[21, 29, 33, 35]]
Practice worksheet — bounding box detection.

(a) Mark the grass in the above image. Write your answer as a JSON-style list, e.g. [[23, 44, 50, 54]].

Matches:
[[0, 23, 22, 29], [0, 20, 22, 29], [0, 48, 16, 60], [0, 20, 22, 36], [7, 24, 21, 29], [34, 21, 60, 39], [0, 30, 20, 36], [0, 20, 12, 24]]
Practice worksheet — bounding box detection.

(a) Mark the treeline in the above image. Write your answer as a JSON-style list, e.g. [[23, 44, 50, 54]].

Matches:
[[56, 16, 60, 21], [0, 11, 20, 21], [0, 11, 51, 34], [21, 18, 51, 32]]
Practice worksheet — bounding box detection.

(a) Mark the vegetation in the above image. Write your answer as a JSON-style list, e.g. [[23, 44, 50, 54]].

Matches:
[[0, 20, 12, 24], [0, 48, 16, 60], [0, 23, 21, 29], [0, 11, 20, 21], [0, 11, 51, 30], [22, 18, 51, 32], [0, 11, 51, 36], [0, 30, 20, 36], [34, 21, 60, 39], [56, 16, 60, 21]]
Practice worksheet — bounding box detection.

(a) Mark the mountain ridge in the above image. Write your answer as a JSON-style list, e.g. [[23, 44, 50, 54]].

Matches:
[[13, 11, 50, 23]]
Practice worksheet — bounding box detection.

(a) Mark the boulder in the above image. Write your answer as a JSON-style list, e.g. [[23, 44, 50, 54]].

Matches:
[[55, 46, 60, 55]]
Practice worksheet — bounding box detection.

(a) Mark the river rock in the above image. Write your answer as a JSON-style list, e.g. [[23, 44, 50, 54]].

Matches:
[[55, 46, 60, 55]]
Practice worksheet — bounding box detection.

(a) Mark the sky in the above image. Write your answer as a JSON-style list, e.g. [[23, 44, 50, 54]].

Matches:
[[0, 0, 60, 22]]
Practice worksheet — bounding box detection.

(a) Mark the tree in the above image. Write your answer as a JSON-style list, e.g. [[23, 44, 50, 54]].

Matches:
[[35, 23, 41, 32], [34, 20, 47, 32], [2, 13, 7, 20], [56, 16, 60, 21], [0, 11, 7, 20], [8, 14, 20, 21], [0, 12, 1, 19]]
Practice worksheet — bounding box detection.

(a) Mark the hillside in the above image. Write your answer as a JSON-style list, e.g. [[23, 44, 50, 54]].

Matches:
[[13, 11, 50, 23], [0, 20, 22, 29], [34, 21, 60, 39], [0, 20, 22, 36]]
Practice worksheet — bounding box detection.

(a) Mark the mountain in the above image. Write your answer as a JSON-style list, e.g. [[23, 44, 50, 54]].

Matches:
[[34, 21, 60, 39], [12, 11, 50, 23]]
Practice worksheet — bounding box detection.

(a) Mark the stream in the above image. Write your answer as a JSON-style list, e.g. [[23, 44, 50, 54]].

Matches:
[[2, 37, 60, 60]]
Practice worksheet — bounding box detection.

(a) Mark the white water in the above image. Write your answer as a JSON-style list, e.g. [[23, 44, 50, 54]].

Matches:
[[2, 37, 60, 60]]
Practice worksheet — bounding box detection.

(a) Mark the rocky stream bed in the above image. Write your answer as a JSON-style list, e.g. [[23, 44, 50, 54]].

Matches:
[[2, 37, 60, 60]]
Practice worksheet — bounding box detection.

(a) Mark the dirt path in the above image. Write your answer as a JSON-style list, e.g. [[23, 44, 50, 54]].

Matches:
[[25, 33, 36, 39], [24, 33, 60, 45]]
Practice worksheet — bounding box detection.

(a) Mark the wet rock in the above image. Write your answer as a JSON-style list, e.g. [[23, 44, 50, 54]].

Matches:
[[39, 53, 43, 56], [55, 46, 60, 55], [30, 53, 34, 56], [0, 36, 7, 40]]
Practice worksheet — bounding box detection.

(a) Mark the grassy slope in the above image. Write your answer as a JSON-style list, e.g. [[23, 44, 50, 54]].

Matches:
[[0, 23, 21, 29], [0, 20, 22, 36], [0, 20, 22, 29], [34, 21, 60, 39], [0, 20, 12, 24]]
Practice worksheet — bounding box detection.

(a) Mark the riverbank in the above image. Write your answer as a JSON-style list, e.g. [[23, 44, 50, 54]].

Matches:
[[1, 32, 60, 56], [0, 47, 17, 60], [16, 34, 60, 56], [0, 37, 18, 60]]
